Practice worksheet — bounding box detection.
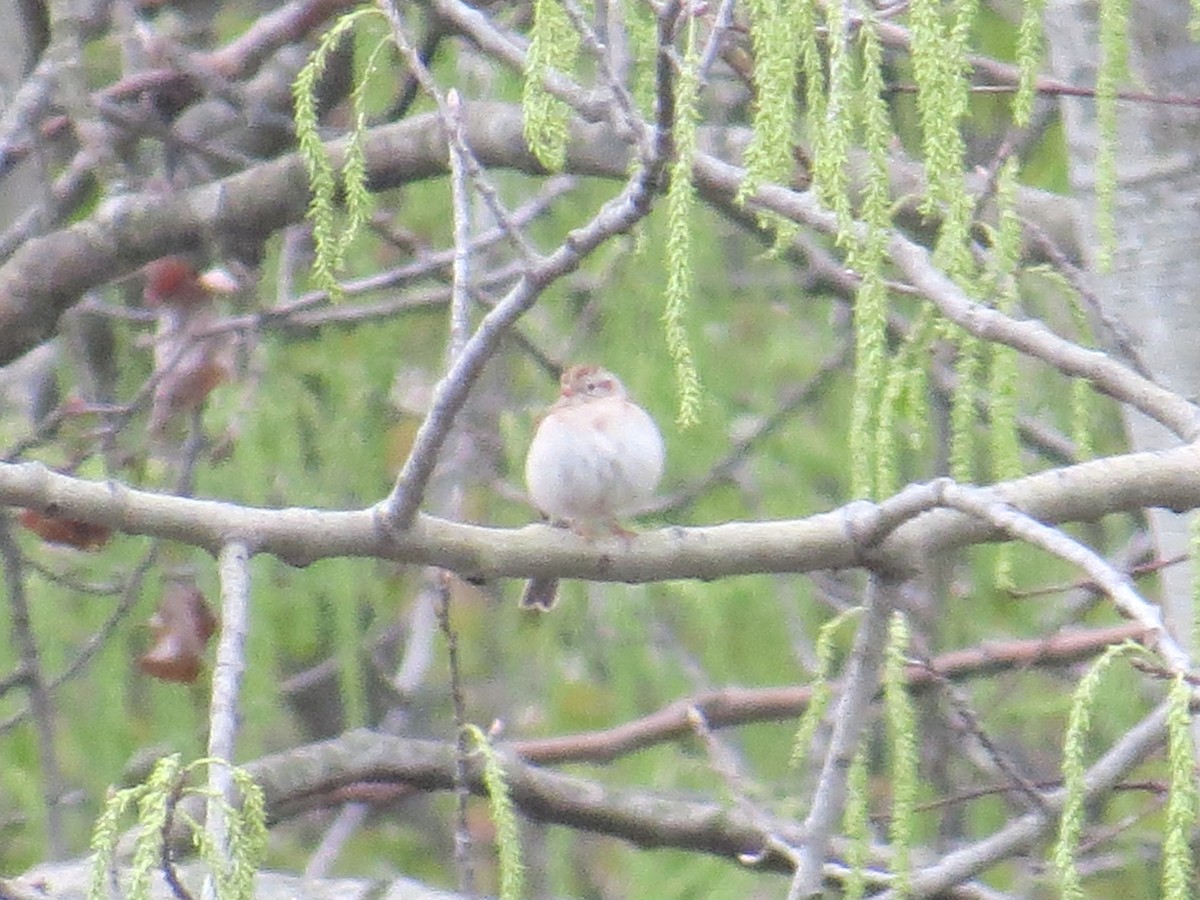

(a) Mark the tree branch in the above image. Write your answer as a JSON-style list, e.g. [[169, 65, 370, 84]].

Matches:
[[204, 541, 252, 875], [792, 574, 896, 895], [2, 443, 1200, 579], [512, 623, 1147, 765]]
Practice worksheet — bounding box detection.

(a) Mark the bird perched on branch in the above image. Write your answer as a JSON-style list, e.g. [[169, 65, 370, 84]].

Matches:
[[522, 365, 664, 610]]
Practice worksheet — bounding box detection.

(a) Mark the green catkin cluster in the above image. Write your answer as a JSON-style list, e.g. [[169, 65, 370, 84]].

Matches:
[[811, 0, 854, 236], [625, 1, 660, 117], [88, 757, 266, 900], [909, 0, 986, 481], [739, 0, 803, 209], [1013, 0, 1046, 127], [949, 332, 982, 482], [1053, 641, 1138, 898], [293, 8, 382, 302], [987, 159, 1025, 586], [1064, 294, 1096, 460], [848, 19, 894, 498], [523, 0, 580, 172], [842, 748, 871, 900], [907, 0, 974, 241], [222, 767, 269, 899], [663, 14, 703, 427], [124, 755, 182, 900], [795, 0, 827, 143], [883, 612, 917, 896], [790, 608, 863, 769], [466, 725, 526, 900], [1162, 676, 1197, 899], [875, 307, 936, 497]]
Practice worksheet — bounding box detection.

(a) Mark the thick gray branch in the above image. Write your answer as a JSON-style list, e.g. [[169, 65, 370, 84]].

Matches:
[[2, 442, 1199, 581], [1, 104, 1087, 368]]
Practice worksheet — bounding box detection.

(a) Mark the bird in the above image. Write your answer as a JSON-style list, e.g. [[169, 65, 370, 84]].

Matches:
[[522, 364, 664, 610]]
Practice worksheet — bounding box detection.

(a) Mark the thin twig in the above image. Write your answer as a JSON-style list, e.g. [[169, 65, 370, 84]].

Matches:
[[161, 773, 197, 900], [559, 0, 649, 153], [377, 0, 539, 264], [446, 89, 472, 361], [921, 665, 1053, 817], [0, 513, 65, 859], [0, 544, 160, 736], [696, 0, 740, 80], [792, 573, 898, 894], [938, 481, 1190, 674], [511, 622, 1146, 765], [883, 701, 1172, 898], [434, 573, 475, 895], [687, 706, 804, 875]]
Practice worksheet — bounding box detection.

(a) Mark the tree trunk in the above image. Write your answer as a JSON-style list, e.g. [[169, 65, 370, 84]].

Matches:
[[1046, 0, 1200, 654]]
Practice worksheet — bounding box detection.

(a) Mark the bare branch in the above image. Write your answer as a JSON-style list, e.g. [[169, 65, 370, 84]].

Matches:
[[882, 701, 1172, 898], [514, 623, 1147, 765], [689, 152, 1200, 442], [204, 542, 252, 870], [3, 442, 1200, 579], [939, 482, 1190, 673], [0, 512, 65, 859], [792, 574, 896, 894]]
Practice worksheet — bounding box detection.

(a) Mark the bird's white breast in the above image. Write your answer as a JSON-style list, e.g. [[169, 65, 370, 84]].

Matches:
[[525, 397, 664, 524]]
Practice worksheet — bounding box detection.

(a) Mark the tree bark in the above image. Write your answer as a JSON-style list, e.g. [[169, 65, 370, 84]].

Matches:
[[1046, 0, 1200, 655]]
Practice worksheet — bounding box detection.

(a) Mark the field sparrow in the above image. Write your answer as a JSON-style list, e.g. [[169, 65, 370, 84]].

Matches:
[[522, 365, 665, 610]]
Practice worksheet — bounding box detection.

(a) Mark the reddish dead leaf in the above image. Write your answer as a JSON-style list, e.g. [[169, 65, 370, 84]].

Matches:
[[143, 257, 212, 308], [138, 583, 219, 684], [143, 257, 239, 308], [149, 351, 230, 433], [18, 509, 111, 551], [144, 255, 238, 434]]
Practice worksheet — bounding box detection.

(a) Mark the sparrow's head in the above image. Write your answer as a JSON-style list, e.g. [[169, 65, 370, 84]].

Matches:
[[560, 365, 626, 400]]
